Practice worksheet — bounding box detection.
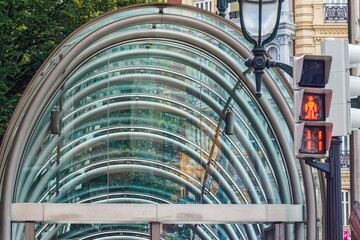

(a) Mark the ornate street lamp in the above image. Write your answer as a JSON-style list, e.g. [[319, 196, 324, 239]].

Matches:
[[215, 0, 291, 135], [237, 0, 285, 97]]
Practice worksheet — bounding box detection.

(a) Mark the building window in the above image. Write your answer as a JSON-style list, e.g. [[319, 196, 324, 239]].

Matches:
[[196, 0, 212, 12], [267, 46, 279, 61], [342, 190, 351, 225]]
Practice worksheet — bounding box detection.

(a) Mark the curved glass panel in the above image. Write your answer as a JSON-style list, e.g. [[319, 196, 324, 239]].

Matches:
[[3, 3, 298, 240]]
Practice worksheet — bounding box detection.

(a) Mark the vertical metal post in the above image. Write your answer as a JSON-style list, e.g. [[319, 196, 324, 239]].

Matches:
[[350, 130, 360, 203], [150, 222, 160, 240], [25, 222, 35, 240], [326, 137, 343, 240], [216, 0, 228, 18], [350, 130, 360, 238]]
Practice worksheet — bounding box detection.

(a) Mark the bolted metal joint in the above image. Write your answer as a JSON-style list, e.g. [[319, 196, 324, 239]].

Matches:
[[253, 54, 266, 70], [244, 58, 253, 68], [265, 59, 276, 68]]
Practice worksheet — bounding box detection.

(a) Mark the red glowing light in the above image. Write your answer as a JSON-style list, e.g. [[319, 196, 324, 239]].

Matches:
[[318, 130, 324, 151], [306, 129, 312, 150], [304, 95, 319, 120], [300, 126, 326, 154], [300, 93, 326, 121]]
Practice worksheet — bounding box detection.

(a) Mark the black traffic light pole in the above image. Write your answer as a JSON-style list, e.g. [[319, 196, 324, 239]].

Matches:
[[305, 136, 343, 240]]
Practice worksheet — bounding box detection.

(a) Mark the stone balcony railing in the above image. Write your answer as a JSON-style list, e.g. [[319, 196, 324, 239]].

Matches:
[[324, 3, 348, 23]]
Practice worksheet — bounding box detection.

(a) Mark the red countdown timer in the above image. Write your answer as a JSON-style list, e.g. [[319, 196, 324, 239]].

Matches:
[[300, 93, 325, 121], [299, 125, 326, 154]]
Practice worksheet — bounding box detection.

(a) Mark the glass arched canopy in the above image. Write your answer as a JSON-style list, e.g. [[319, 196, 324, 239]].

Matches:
[[0, 3, 315, 240]]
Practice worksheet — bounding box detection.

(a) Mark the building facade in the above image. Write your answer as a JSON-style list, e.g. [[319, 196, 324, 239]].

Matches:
[[295, 0, 348, 55]]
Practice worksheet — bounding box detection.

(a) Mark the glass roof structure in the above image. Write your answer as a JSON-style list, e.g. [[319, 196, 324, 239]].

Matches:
[[0, 3, 320, 240]]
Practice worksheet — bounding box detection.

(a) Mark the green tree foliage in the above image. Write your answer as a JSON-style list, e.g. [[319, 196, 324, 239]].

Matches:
[[0, 0, 163, 143]]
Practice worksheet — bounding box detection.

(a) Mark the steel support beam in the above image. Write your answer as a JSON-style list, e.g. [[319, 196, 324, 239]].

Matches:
[[25, 222, 35, 240], [150, 222, 161, 240]]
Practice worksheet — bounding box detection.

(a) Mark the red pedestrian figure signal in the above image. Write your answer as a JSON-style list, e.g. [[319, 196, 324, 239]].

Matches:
[[300, 93, 325, 121], [304, 95, 318, 120]]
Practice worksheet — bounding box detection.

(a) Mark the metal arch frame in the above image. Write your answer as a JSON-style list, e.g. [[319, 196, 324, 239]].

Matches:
[[60, 45, 290, 200], [60, 24, 293, 122], [14, 52, 276, 206], [13, 204, 303, 240], [11, 35, 296, 240], [64, 164, 244, 238], [53, 127, 251, 204], [68, 230, 162, 240], [55, 229, 156, 240], [62, 65, 280, 185], [16, 94, 278, 240], [6, 22, 300, 240], [14, 102, 264, 239], [28, 123, 258, 206], [16, 31, 288, 189], [19, 98, 276, 206], [34, 65, 277, 191], [56, 43, 291, 202], [16, 45, 284, 206], [49, 133, 252, 204], [0, 4, 314, 239], [16, 100, 268, 239], [43, 135, 247, 204], [32, 186, 222, 240], [69, 218, 219, 240], [29, 164, 245, 240], [62, 72, 275, 195], [3, 12, 292, 202], [52, 187, 240, 239], [50, 28, 296, 205], [49, 164, 243, 239], [16, 113, 263, 239]]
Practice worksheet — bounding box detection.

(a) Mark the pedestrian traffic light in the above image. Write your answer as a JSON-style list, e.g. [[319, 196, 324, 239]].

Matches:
[[294, 55, 333, 158]]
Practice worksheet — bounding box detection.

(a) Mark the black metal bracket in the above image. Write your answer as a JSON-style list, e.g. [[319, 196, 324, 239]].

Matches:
[[274, 62, 293, 78], [304, 158, 331, 175], [303, 137, 343, 239]]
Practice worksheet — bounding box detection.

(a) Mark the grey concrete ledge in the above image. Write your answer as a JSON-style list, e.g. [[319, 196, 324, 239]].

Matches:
[[12, 203, 303, 224]]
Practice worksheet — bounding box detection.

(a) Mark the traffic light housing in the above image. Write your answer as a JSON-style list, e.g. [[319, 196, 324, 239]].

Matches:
[[321, 39, 351, 136], [294, 55, 333, 158]]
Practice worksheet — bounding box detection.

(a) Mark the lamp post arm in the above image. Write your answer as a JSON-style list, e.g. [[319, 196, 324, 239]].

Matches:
[[273, 61, 293, 77], [305, 158, 331, 174]]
